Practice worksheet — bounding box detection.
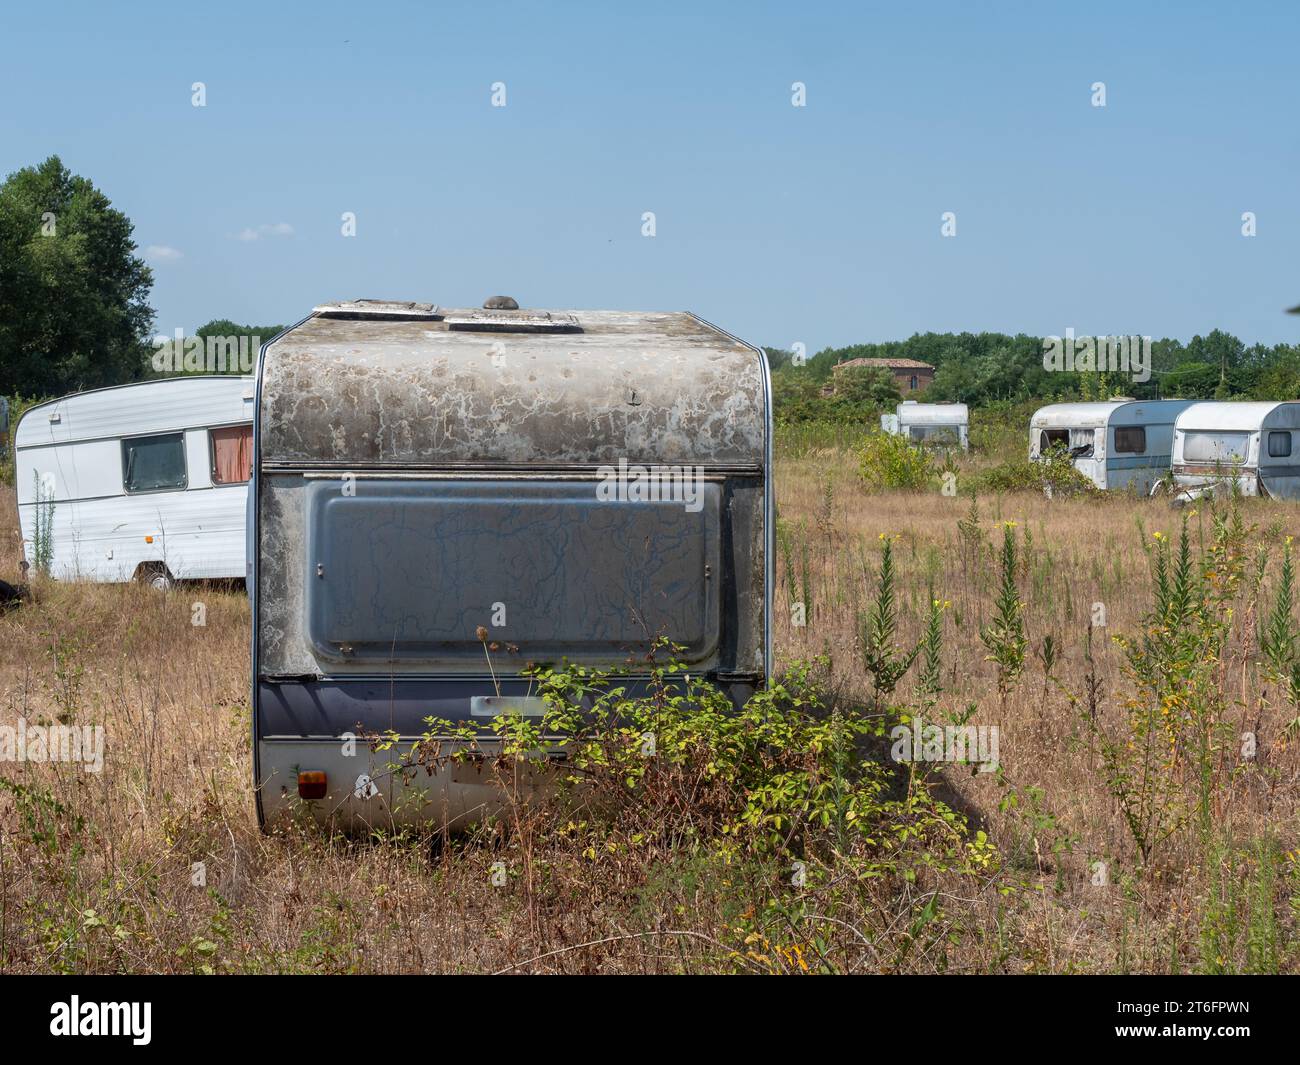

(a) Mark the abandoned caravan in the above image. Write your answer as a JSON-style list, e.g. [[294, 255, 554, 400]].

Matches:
[[880, 401, 969, 450], [1170, 400, 1300, 503], [1028, 398, 1193, 494], [14, 376, 254, 587], [252, 298, 772, 829]]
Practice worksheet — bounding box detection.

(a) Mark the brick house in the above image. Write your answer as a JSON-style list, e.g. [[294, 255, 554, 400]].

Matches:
[[832, 357, 935, 394]]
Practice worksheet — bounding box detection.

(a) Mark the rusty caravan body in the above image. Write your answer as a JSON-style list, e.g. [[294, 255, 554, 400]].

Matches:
[[1170, 400, 1300, 503], [252, 300, 772, 829]]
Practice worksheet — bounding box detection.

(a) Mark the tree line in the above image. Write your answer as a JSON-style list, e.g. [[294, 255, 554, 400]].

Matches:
[[768, 327, 1300, 425]]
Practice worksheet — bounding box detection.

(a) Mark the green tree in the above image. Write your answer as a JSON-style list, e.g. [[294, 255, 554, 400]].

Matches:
[[1252, 347, 1300, 400], [770, 368, 832, 423], [1165, 362, 1228, 399], [194, 320, 289, 343], [0, 156, 154, 396], [770, 364, 900, 425], [830, 365, 902, 415], [762, 346, 797, 372]]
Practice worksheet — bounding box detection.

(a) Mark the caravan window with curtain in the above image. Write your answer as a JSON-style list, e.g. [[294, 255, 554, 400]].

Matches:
[[210, 425, 253, 484]]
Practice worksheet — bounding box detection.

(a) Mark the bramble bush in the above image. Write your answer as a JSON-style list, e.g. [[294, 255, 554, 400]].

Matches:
[[857, 431, 935, 492], [372, 645, 994, 884]]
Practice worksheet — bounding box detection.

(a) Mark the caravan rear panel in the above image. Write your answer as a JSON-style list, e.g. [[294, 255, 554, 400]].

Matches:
[[252, 304, 771, 830]]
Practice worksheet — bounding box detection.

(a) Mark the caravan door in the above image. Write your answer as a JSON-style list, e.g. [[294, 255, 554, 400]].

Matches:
[[1259, 427, 1300, 499], [1106, 424, 1149, 493]]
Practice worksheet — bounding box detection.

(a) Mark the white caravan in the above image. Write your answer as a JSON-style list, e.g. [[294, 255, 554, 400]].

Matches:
[[881, 401, 969, 449], [1170, 401, 1300, 502], [1029, 399, 1194, 493], [15, 376, 254, 587]]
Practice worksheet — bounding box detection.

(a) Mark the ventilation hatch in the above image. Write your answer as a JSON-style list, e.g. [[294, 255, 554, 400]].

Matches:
[[313, 299, 442, 320], [443, 310, 582, 334]]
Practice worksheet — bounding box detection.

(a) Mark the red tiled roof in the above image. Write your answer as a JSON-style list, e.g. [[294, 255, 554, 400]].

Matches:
[[834, 357, 934, 371]]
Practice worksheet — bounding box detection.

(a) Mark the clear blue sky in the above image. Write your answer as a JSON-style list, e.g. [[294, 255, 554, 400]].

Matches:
[[3, 0, 1298, 350]]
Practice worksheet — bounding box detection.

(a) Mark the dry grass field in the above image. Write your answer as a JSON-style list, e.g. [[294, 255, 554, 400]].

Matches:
[[2, 431, 1299, 974]]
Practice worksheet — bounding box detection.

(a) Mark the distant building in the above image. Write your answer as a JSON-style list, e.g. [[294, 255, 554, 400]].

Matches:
[[833, 357, 935, 394]]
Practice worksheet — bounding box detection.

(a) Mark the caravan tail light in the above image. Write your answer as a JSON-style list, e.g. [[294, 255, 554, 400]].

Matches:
[[297, 771, 327, 800]]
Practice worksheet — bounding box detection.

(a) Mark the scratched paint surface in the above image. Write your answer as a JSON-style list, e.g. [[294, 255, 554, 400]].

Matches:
[[305, 480, 720, 665]]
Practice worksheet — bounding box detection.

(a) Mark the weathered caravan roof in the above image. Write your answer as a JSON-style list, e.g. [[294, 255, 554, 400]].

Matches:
[[259, 306, 769, 468], [1031, 399, 1189, 430], [896, 401, 967, 425], [16, 375, 254, 449], [1175, 401, 1300, 431]]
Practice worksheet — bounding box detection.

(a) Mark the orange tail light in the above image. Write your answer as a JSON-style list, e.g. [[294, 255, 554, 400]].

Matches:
[[297, 771, 327, 800]]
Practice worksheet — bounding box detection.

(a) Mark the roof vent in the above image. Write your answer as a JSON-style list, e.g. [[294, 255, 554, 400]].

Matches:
[[483, 296, 518, 310], [444, 310, 582, 334], [313, 299, 442, 320]]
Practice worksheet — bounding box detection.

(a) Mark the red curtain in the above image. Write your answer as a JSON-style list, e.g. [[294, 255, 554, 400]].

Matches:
[[211, 425, 252, 484]]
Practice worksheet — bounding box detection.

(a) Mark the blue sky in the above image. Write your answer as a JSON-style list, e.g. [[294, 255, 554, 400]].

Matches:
[[3, 0, 1298, 349]]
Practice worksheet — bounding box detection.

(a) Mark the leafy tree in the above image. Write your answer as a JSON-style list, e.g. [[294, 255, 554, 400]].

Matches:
[[771, 369, 834, 423], [1251, 348, 1300, 400], [193, 319, 288, 374], [762, 346, 797, 372], [194, 319, 289, 344], [1185, 329, 1246, 372], [771, 364, 900, 425], [831, 365, 902, 413], [0, 156, 154, 396]]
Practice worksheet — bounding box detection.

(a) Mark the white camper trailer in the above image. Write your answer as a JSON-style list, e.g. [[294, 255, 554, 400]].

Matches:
[[1170, 401, 1300, 502], [15, 376, 254, 587], [252, 298, 772, 831], [1029, 399, 1193, 493], [881, 401, 968, 449]]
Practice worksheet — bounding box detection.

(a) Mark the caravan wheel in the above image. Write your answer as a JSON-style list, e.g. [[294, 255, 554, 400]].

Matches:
[[135, 564, 175, 592]]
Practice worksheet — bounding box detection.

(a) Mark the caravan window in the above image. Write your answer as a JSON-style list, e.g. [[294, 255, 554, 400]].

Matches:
[[303, 479, 721, 666], [210, 425, 253, 484], [1268, 431, 1292, 458], [908, 425, 958, 444], [122, 433, 188, 493], [1183, 431, 1248, 464], [1114, 426, 1146, 454], [1039, 429, 1069, 452]]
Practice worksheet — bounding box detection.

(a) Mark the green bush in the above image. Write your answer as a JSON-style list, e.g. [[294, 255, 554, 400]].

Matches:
[[966, 447, 1098, 497], [369, 647, 992, 881], [857, 431, 935, 492]]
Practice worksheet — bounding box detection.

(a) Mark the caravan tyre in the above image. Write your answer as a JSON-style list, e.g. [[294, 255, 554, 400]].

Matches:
[[136, 565, 175, 592]]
